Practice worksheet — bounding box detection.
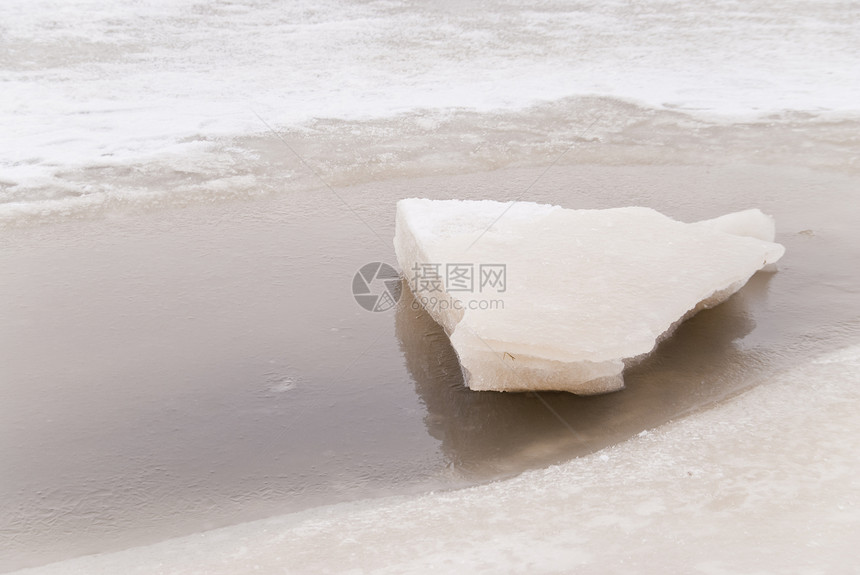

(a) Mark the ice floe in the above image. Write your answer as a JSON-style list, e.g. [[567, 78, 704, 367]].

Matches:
[[394, 199, 785, 394]]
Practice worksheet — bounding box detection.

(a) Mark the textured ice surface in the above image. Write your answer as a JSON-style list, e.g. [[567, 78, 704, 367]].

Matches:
[[394, 200, 785, 394], [3, 0, 860, 220]]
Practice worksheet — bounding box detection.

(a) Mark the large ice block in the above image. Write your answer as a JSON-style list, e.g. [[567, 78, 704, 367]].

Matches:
[[394, 199, 785, 394]]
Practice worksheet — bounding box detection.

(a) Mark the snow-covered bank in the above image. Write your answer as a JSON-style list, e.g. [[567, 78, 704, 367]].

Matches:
[[16, 344, 859, 575], [3, 0, 860, 219]]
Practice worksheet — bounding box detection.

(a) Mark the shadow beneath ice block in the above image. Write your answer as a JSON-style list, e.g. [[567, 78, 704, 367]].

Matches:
[[396, 275, 772, 479]]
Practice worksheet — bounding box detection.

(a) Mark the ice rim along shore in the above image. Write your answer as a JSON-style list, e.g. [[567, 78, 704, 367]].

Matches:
[[390, 199, 785, 395], [12, 342, 858, 575]]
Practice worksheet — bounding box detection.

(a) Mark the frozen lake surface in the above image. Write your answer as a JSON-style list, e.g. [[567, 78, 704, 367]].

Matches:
[[1, 0, 859, 571], [3, 163, 859, 571]]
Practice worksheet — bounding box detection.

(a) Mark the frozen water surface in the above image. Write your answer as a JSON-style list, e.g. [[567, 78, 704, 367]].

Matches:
[[2, 0, 860, 216], [2, 164, 859, 571]]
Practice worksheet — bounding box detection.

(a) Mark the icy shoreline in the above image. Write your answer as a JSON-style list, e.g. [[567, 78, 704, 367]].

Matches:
[[3, 0, 860, 222], [14, 344, 859, 575]]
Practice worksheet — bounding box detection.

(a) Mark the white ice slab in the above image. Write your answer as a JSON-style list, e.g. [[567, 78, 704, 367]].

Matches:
[[394, 199, 785, 394]]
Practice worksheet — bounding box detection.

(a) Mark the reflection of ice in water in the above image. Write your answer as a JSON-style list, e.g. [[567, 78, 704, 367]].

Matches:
[[395, 275, 772, 477]]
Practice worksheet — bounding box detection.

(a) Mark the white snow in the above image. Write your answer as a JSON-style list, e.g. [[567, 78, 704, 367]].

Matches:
[[3, 0, 860, 206], [394, 199, 785, 394]]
